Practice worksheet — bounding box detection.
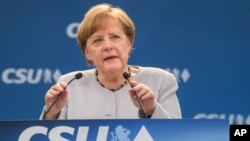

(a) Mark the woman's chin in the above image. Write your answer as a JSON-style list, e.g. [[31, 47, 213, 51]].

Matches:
[[103, 63, 123, 72]]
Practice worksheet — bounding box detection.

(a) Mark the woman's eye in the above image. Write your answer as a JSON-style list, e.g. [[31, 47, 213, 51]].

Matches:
[[92, 38, 103, 47], [112, 35, 120, 39], [93, 38, 102, 43], [110, 35, 120, 41]]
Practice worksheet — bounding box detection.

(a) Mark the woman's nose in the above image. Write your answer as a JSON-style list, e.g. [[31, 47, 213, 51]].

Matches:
[[102, 39, 113, 51]]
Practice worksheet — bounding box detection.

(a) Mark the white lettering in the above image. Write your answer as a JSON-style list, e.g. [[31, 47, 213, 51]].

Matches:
[[49, 126, 74, 141], [194, 113, 250, 124], [234, 129, 241, 136], [66, 22, 79, 38], [76, 127, 89, 141], [96, 126, 109, 141], [1, 68, 15, 84], [15, 68, 26, 84], [19, 126, 90, 141], [26, 68, 43, 84], [207, 113, 219, 119], [1, 68, 61, 84], [234, 129, 247, 136], [193, 113, 206, 119], [18, 126, 48, 141]]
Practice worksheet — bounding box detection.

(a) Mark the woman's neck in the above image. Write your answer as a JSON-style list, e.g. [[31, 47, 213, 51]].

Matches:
[[95, 67, 131, 91]]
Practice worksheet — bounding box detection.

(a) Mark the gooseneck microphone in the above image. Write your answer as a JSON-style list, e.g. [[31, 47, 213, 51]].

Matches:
[[123, 72, 148, 118], [42, 72, 83, 119]]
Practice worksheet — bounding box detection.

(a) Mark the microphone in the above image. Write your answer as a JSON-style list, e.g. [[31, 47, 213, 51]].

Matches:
[[42, 72, 83, 119], [123, 72, 148, 118]]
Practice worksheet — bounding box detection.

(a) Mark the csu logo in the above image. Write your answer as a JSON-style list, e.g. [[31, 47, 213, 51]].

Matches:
[[18, 125, 153, 141], [194, 113, 250, 125], [66, 22, 79, 38], [165, 67, 191, 83], [1, 68, 61, 84]]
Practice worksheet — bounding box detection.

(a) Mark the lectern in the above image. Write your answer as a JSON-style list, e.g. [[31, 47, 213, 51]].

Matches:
[[0, 119, 228, 141]]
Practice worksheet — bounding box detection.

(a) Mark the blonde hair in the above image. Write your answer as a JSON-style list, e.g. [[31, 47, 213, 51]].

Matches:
[[77, 3, 135, 65]]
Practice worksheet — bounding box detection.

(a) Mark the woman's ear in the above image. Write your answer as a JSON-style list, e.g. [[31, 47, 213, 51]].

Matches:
[[128, 42, 133, 56], [84, 48, 91, 60]]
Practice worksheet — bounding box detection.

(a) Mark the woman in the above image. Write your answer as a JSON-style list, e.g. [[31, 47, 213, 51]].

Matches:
[[40, 3, 181, 119]]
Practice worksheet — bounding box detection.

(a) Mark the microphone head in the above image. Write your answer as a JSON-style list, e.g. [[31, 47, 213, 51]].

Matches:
[[75, 72, 83, 79], [123, 72, 130, 80]]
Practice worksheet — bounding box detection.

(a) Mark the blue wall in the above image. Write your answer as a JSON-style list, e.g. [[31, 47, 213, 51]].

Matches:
[[1, 0, 249, 124]]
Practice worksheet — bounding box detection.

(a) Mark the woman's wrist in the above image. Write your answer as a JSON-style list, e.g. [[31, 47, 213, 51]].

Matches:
[[43, 106, 60, 119]]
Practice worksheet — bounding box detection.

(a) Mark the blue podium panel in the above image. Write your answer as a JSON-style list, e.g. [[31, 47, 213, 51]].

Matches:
[[0, 119, 228, 141]]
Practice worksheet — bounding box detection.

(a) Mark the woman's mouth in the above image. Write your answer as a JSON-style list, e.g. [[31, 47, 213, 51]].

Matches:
[[104, 56, 117, 61]]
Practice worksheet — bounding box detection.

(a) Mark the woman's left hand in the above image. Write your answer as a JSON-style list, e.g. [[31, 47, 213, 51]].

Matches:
[[128, 80, 156, 115]]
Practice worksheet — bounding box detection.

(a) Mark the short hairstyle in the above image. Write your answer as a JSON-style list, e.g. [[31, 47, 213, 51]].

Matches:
[[77, 3, 135, 65]]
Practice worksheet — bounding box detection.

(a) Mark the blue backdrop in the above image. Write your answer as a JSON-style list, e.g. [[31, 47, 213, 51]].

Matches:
[[0, 0, 249, 124]]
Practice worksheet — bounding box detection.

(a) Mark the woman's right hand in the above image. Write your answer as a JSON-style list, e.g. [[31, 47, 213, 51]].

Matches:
[[44, 81, 68, 119]]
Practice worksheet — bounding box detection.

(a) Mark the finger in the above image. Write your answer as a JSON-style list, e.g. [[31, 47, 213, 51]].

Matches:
[[129, 90, 139, 103], [49, 82, 67, 95], [140, 92, 152, 100], [129, 80, 139, 87], [54, 82, 67, 92], [45, 82, 67, 102], [132, 84, 148, 98], [138, 86, 152, 99]]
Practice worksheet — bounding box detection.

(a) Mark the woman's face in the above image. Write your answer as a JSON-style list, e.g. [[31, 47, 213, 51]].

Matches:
[[85, 19, 131, 74]]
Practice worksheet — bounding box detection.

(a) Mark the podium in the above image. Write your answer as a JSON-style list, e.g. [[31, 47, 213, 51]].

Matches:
[[0, 119, 228, 141]]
